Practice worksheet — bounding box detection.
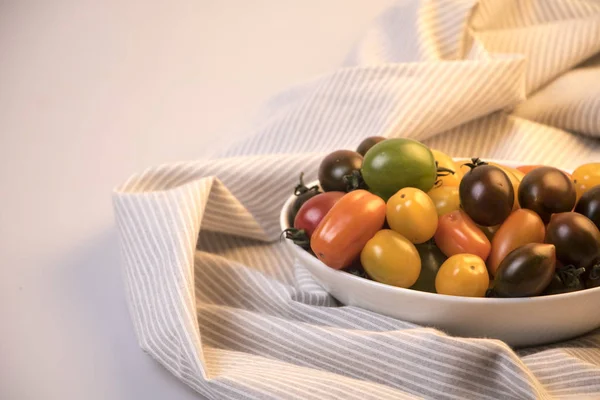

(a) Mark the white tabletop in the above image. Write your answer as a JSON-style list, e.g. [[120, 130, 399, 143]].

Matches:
[[0, 1, 395, 398]]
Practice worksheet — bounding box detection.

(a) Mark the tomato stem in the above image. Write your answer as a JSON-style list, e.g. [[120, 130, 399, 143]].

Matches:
[[281, 228, 310, 249], [556, 264, 586, 288], [462, 157, 488, 170], [294, 172, 320, 196], [343, 170, 369, 192]]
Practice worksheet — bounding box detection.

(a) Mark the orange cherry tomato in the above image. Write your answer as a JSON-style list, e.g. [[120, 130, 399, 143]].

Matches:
[[487, 209, 546, 277], [434, 210, 491, 261], [311, 190, 386, 269]]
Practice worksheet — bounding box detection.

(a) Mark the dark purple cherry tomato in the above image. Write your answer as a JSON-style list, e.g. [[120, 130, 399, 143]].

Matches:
[[545, 212, 600, 269], [356, 136, 386, 156], [518, 166, 576, 223], [575, 185, 600, 231], [411, 242, 447, 293], [318, 150, 363, 192], [459, 162, 514, 226]]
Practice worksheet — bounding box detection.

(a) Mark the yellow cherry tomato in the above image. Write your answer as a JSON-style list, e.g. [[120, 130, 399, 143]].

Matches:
[[431, 149, 462, 186], [427, 186, 460, 216], [361, 230, 421, 288], [435, 254, 489, 297], [387, 187, 438, 244], [572, 163, 600, 201]]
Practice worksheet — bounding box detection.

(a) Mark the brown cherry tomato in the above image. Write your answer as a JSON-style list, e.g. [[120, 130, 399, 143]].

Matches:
[[311, 190, 386, 270], [434, 210, 491, 261], [517, 164, 572, 180], [487, 209, 546, 276]]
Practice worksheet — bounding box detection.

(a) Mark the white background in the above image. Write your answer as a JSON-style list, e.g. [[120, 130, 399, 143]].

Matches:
[[0, 1, 396, 399]]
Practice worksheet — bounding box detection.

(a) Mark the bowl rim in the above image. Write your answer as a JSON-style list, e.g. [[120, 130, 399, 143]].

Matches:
[[280, 158, 600, 304]]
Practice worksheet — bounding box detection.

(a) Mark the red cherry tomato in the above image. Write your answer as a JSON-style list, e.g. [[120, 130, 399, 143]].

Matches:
[[434, 210, 491, 261], [311, 190, 386, 269], [293, 192, 345, 238]]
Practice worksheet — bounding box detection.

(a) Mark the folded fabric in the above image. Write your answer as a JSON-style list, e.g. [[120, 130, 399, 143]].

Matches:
[[113, 0, 600, 398]]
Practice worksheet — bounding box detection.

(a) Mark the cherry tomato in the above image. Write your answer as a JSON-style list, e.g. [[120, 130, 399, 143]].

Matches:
[[575, 185, 600, 230], [572, 163, 600, 201], [487, 209, 546, 276], [411, 242, 447, 293], [356, 136, 385, 156], [487, 162, 520, 210], [387, 187, 438, 244], [460, 163, 514, 226], [434, 210, 491, 261], [492, 244, 556, 297], [518, 165, 572, 180], [361, 230, 421, 288], [362, 138, 437, 200], [287, 173, 322, 226], [516, 165, 544, 175], [518, 166, 576, 223], [293, 191, 345, 237], [318, 150, 363, 192], [311, 190, 386, 269], [435, 254, 489, 297], [427, 186, 460, 216], [431, 149, 461, 186], [545, 212, 600, 269]]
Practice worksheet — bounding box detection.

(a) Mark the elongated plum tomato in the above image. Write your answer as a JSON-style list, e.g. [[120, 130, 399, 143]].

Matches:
[[460, 164, 514, 226], [572, 163, 600, 201], [293, 191, 345, 238], [487, 209, 546, 276], [362, 138, 437, 200], [431, 149, 461, 186], [435, 254, 489, 297], [518, 166, 576, 223], [318, 150, 363, 192], [434, 210, 491, 261], [492, 244, 556, 297], [311, 190, 386, 270], [361, 230, 421, 288], [387, 187, 438, 244], [427, 186, 460, 216]]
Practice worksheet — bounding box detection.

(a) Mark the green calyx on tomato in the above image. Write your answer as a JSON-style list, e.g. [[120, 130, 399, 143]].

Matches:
[[361, 138, 437, 201]]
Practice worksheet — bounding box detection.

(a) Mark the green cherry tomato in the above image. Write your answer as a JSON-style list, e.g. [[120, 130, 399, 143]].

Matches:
[[361, 138, 437, 201], [411, 242, 447, 293]]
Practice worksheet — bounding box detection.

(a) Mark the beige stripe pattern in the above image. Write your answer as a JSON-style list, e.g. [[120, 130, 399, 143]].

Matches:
[[114, 0, 600, 398]]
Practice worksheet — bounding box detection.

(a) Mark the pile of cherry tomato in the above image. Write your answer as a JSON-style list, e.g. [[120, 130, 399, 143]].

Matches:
[[285, 137, 600, 298]]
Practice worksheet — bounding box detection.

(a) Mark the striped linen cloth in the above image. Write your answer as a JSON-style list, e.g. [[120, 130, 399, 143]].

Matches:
[[113, 0, 600, 398]]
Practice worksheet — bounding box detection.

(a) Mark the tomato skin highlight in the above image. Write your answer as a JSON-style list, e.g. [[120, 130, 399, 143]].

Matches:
[[293, 192, 345, 238], [361, 230, 421, 288], [386, 187, 438, 244], [434, 210, 491, 261], [487, 209, 546, 277], [311, 190, 386, 270], [435, 254, 489, 297]]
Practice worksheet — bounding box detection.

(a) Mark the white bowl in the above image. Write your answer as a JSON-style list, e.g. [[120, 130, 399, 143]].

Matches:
[[280, 160, 600, 347]]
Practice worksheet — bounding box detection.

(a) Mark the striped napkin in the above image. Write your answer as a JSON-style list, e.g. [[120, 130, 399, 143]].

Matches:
[[113, 0, 600, 398]]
